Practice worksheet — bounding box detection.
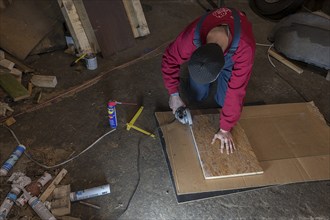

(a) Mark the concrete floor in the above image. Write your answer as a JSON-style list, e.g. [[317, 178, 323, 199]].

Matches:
[[0, 0, 329, 219]]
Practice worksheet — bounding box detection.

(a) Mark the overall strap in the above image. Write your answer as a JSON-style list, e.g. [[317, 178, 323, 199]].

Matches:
[[227, 8, 241, 55], [193, 12, 210, 48]]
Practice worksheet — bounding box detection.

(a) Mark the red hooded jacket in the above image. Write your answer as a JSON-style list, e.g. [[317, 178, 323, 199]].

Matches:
[[161, 8, 255, 131]]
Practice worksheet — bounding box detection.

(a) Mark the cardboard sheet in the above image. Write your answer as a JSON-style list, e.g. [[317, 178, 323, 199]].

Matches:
[[155, 102, 330, 202]]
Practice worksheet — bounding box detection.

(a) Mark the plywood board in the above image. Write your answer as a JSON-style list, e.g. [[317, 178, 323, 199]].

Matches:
[[155, 102, 330, 202], [191, 114, 263, 179], [0, 0, 60, 60]]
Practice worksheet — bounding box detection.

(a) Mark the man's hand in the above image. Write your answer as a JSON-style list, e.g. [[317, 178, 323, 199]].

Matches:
[[211, 129, 236, 154], [169, 94, 185, 114]]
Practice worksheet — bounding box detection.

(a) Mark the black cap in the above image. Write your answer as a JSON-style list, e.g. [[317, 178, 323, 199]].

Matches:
[[188, 43, 225, 84]]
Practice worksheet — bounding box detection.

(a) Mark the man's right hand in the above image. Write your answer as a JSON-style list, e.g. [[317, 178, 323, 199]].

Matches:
[[169, 94, 185, 114]]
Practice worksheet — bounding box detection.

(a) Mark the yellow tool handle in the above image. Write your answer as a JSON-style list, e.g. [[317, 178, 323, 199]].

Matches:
[[128, 124, 155, 138], [127, 106, 144, 130]]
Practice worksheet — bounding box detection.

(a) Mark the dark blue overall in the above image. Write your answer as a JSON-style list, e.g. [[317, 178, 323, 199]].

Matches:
[[190, 9, 241, 107]]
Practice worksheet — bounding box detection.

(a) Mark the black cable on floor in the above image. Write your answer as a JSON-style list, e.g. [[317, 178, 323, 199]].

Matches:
[[118, 137, 142, 218], [118, 117, 176, 218]]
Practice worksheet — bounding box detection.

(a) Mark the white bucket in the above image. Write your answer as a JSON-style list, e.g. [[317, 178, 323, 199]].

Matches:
[[85, 55, 98, 70]]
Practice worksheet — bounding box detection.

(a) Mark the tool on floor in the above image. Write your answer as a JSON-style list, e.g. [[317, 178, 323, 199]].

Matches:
[[126, 106, 155, 138], [0, 144, 26, 176], [70, 53, 86, 67], [0, 172, 31, 220], [108, 101, 118, 129], [108, 100, 138, 129], [175, 106, 193, 126]]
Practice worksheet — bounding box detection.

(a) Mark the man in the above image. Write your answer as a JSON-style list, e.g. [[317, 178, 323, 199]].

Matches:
[[161, 7, 255, 154]]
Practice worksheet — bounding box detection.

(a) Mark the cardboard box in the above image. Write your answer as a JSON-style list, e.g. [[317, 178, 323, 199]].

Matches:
[[155, 102, 330, 203]]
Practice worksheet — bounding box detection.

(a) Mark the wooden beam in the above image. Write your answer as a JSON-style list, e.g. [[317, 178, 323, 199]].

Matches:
[[122, 0, 150, 38], [58, 0, 93, 54], [72, 0, 100, 53]]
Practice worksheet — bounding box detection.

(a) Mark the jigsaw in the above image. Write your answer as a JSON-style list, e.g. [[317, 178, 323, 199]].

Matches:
[[175, 106, 193, 126]]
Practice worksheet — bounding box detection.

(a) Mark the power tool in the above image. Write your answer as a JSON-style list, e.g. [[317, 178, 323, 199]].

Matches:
[[175, 106, 193, 126]]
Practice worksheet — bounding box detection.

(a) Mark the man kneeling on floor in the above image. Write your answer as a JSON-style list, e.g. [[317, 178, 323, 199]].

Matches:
[[161, 7, 256, 154]]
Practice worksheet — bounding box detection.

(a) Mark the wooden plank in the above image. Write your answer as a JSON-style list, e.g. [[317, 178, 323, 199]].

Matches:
[[82, 0, 135, 58], [4, 51, 34, 73], [72, 0, 100, 53], [191, 114, 263, 179], [0, 59, 15, 70], [40, 168, 68, 202], [268, 49, 303, 74], [4, 117, 16, 126], [122, 0, 150, 38], [0, 73, 30, 101], [31, 75, 58, 88], [58, 0, 93, 54]]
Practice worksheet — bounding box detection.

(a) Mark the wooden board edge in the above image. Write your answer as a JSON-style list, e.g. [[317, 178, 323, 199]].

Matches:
[[204, 171, 264, 180], [189, 125, 208, 179]]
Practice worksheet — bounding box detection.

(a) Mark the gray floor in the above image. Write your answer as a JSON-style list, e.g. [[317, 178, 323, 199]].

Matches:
[[0, 1, 329, 219]]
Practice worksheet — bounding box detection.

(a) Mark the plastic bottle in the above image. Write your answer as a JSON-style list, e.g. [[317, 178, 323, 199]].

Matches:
[[0, 186, 21, 220], [70, 184, 111, 202], [107, 101, 117, 128], [0, 173, 31, 219], [0, 145, 26, 176], [28, 196, 56, 220], [16, 172, 53, 207]]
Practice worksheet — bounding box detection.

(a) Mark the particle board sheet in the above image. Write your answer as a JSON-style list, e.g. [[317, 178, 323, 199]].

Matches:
[[191, 114, 263, 179], [155, 102, 330, 203]]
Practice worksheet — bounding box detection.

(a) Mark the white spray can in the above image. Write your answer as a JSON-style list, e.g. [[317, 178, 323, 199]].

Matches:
[[70, 184, 111, 202]]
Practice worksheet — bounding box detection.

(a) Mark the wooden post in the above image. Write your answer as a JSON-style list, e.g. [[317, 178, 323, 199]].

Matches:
[[72, 0, 101, 53], [122, 0, 150, 38], [58, 0, 93, 54]]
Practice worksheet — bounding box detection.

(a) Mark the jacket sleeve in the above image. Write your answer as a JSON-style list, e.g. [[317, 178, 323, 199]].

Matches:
[[220, 42, 255, 131], [161, 23, 197, 95]]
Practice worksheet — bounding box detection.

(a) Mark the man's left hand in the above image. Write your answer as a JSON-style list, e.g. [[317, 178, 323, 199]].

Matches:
[[211, 129, 236, 154]]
